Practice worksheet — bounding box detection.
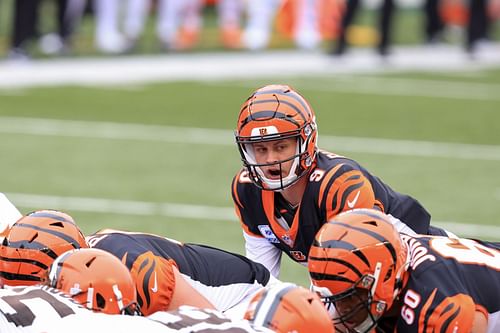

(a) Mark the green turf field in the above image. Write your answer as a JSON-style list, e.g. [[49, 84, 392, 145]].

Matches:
[[1, 69, 500, 286]]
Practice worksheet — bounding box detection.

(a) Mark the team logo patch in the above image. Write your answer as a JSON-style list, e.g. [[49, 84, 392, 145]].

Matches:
[[258, 225, 280, 243], [281, 234, 293, 247]]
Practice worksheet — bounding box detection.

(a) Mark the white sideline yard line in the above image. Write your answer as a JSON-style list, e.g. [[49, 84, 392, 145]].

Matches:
[[7, 193, 235, 222], [1, 116, 500, 161], [7, 192, 500, 240]]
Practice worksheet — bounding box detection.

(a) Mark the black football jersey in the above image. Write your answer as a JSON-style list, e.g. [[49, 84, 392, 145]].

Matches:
[[386, 235, 500, 332], [87, 230, 271, 314], [232, 150, 432, 264]]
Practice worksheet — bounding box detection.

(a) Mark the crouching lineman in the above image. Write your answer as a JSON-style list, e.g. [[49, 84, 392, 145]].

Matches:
[[48, 283, 334, 333], [308, 208, 500, 333], [0, 209, 88, 286], [87, 229, 279, 317], [0, 248, 141, 332], [1, 252, 334, 333]]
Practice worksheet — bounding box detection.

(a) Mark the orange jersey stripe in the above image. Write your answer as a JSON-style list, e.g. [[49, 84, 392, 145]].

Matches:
[[318, 164, 344, 208], [324, 170, 375, 220]]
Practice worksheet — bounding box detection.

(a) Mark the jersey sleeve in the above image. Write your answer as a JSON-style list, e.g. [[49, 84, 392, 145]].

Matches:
[[317, 165, 376, 220], [231, 171, 264, 238], [128, 251, 177, 316], [243, 232, 282, 278], [397, 289, 475, 333]]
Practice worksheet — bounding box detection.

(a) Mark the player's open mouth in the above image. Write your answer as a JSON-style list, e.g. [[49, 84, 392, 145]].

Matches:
[[267, 169, 282, 179]]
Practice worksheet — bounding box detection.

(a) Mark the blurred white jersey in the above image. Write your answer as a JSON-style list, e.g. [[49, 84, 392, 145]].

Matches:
[[0, 285, 88, 333], [50, 306, 273, 333]]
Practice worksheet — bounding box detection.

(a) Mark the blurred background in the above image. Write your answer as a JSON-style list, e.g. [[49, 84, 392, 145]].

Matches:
[[0, 0, 500, 286]]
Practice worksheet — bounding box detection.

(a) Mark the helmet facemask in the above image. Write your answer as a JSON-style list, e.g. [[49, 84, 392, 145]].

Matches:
[[236, 122, 316, 191], [325, 274, 386, 333]]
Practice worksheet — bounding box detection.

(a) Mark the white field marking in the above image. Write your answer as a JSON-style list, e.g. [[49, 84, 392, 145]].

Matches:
[[1, 116, 500, 161], [7, 193, 235, 222], [210, 76, 500, 101], [7, 192, 500, 240]]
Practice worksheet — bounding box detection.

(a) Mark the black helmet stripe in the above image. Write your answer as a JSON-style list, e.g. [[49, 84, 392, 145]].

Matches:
[[327, 221, 397, 264], [309, 272, 356, 284], [7, 241, 61, 260], [0, 271, 42, 283], [253, 89, 312, 118], [248, 98, 308, 122], [0, 253, 50, 269], [255, 284, 296, 328], [13, 223, 82, 249], [313, 238, 370, 267], [309, 256, 363, 279]]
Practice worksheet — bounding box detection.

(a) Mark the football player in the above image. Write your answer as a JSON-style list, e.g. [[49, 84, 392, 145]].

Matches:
[[308, 208, 500, 333], [232, 84, 451, 277], [46, 248, 139, 315], [49, 283, 333, 333], [0, 210, 88, 286], [87, 229, 278, 317], [0, 243, 140, 331]]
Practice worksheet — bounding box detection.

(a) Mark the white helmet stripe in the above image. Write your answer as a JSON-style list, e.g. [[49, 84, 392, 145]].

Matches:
[[252, 283, 296, 328]]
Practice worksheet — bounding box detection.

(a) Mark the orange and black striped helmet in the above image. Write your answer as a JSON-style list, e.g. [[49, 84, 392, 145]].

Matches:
[[235, 84, 318, 190], [47, 248, 139, 315], [308, 209, 408, 333], [0, 210, 87, 286], [244, 283, 334, 333]]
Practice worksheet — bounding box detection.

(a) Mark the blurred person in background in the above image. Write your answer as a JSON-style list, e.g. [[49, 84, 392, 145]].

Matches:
[[331, 0, 395, 56], [93, 0, 143, 53], [423, 0, 445, 44], [96, 0, 243, 52], [423, 0, 492, 55], [466, 0, 489, 54], [157, 0, 245, 51], [232, 84, 453, 279], [243, 0, 321, 50], [7, 0, 85, 59]]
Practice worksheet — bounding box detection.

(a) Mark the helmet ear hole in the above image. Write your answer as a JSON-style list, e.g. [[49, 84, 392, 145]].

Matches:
[[50, 221, 64, 228], [96, 293, 106, 310]]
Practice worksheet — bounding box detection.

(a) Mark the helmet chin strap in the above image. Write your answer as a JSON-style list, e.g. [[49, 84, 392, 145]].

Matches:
[[352, 262, 383, 333]]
